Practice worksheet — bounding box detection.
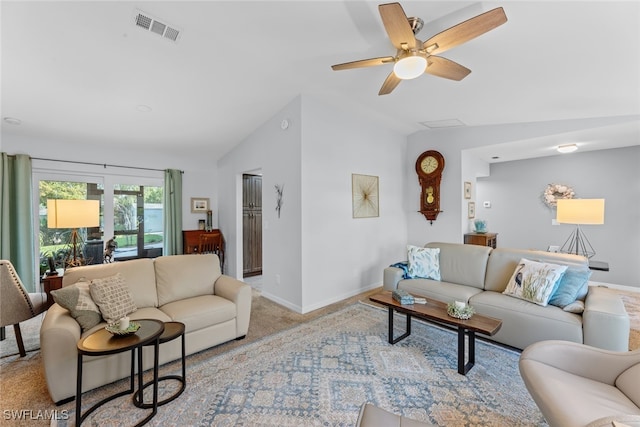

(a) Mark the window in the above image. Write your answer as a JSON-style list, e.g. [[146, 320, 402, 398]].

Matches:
[[35, 164, 163, 273]]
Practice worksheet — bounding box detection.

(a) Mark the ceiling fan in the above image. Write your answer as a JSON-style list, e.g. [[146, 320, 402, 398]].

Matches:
[[331, 2, 507, 95]]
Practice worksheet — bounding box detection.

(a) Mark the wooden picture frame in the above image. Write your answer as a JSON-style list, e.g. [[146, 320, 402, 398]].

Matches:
[[464, 181, 472, 199], [468, 201, 476, 219], [191, 197, 210, 213], [352, 174, 379, 218]]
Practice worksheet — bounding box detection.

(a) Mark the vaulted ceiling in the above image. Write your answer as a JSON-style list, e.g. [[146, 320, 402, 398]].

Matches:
[[2, 1, 639, 159]]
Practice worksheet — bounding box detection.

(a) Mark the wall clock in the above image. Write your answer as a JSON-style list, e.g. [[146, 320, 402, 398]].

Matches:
[[415, 150, 445, 224]]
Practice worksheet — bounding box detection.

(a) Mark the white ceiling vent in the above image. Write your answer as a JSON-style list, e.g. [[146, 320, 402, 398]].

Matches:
[[134, 10, 180, 42]]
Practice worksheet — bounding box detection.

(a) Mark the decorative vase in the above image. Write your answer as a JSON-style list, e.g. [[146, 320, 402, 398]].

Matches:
[[474, 219, 487, 233]]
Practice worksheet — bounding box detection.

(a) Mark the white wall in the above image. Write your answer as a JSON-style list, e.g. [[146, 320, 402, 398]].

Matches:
[[475, 146, 640, 286], [217, 95, 408, 313]]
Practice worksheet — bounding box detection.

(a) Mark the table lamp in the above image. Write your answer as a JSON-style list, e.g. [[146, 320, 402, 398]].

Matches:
[[47, 199, 100, 268], [556, 198, 605, 259]]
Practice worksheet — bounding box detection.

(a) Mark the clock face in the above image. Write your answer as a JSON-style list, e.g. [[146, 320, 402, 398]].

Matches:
[[421, 156, 439, 174]]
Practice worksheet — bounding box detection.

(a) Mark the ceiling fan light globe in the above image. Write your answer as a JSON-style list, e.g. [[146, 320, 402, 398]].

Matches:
[[393, 56, 427, 80]]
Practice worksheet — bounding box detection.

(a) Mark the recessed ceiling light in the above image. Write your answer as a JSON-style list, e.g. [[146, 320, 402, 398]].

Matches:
[[557, 144, 578, 153], [136, 105, 152, 113], [3, 117, 22, 125]]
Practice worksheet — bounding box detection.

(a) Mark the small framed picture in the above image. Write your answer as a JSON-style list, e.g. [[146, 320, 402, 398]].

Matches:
[[464, 181, 472, 199], [191, 197, 210, 213], [468, 201, 476, 219]]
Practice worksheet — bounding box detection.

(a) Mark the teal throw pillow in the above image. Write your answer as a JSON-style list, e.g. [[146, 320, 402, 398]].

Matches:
[[406, 245, 441, 280], [548, 268, 592, 308], [51, 280, 102, 331], [503, 258, 568, 306]]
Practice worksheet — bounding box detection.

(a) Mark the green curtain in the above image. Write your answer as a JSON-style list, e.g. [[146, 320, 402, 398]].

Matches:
[[0, 153, 36, 291], [163, 169, 183, 255]]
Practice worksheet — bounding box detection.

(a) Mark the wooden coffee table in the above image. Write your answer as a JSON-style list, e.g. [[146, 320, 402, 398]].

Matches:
[[370, 291, 502, 375]]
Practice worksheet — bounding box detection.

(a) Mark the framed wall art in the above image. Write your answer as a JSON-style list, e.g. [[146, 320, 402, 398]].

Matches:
[[352, 174, 379, 218], [464, 181, 472, 199], [191, 197, 210, 213], [468, 201, 476, 219]]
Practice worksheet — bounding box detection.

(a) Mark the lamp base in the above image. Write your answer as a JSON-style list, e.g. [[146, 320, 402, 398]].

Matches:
[[62, 229, 92, 269], [559, 225, 596, 259]]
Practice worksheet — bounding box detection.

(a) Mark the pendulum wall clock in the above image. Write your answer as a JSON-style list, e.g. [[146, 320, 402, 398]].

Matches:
[[415, 150, 445, 224]]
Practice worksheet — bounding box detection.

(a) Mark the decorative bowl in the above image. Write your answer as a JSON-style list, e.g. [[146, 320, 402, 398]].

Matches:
[[447, 303, 475, 320], [105, 321, 140, 336]]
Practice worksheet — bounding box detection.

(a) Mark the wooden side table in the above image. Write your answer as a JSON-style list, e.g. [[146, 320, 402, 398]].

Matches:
[[43, 270, 64, 309], [464, 232, 498, 248]]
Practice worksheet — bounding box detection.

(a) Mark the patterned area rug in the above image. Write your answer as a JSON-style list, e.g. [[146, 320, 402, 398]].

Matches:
[[58, 303, 547, 426]]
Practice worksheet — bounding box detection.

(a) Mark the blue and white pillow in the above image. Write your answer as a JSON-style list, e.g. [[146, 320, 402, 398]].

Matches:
[[503, 258, 567, 306], [406, 245, 441, 280]]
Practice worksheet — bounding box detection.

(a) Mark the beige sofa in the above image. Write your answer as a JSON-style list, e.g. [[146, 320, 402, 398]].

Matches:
[[383, 242, 629, 351], [519, 340, 640, 427], [40, 254, 252, 404]]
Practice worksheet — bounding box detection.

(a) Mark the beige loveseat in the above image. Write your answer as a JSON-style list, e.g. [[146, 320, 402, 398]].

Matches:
[[383, 242, 629, 351], [40, 254, 251, 404]]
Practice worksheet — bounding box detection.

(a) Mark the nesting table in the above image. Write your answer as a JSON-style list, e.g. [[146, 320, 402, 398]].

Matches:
[[75, 319, 164, 426]]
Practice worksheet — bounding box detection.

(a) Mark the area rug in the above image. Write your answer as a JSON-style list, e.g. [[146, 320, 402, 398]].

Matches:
[[57, 303, 547, 426]]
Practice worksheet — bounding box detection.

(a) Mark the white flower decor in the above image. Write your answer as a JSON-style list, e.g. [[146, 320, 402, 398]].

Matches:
[[543, 183, 575, 208]]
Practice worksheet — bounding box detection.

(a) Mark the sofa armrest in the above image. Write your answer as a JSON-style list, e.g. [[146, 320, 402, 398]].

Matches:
[[583, 286, 630, 351], [40, 304, 82, 403], [214, 275, 252, 337], [520, 340, 640, 385], [383, 267, 404, 291]]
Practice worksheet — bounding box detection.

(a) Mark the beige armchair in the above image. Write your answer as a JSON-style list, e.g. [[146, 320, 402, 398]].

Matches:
[[0, 260, 47, 357], [519, 340, 640, 427]]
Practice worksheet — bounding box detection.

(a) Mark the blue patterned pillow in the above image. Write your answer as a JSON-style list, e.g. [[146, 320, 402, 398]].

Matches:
[[548, 268, 592, 308], [503, 258, 567, 306], [406, 245, 441, 280]]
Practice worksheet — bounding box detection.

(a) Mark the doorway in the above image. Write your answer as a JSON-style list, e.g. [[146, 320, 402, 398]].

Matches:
[[242, 174, 262, 277]]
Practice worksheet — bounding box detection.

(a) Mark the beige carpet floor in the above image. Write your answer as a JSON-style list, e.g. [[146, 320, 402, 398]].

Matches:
[[0, 286, 638, 427]]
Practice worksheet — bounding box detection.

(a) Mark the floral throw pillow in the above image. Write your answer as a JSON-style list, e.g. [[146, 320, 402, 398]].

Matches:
[[406, 245, 441, 280], [503, 258, 568, 306], [89, 273, 137, 325]]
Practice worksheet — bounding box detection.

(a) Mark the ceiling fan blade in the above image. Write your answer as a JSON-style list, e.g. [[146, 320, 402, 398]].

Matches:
[[379, 3, 416, 50], [379, 71, 402, 95], [331, 56, 395, 71], [423, 7, 507, 56], [426, 56, 471, 81]]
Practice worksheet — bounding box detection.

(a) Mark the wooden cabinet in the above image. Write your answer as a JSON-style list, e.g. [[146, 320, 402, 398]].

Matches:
[[183, 229, 225, 269], [243, 174, 262, 277], [464, 232, 498, 248], [43, 271, 64, 309]]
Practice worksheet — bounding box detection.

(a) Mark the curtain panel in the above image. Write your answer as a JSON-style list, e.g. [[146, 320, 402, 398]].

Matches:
[[163, 169, 183, 255], [0, 153, 36, 291]]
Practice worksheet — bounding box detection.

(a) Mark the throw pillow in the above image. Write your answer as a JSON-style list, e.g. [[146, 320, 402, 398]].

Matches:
[[503, 258, 568, 306], [89, 273, 137, 325], [548, 267, 593, 308], [562, 300, 585, 314], [406, 245, 441, 280], [51, 280, 102, 331]]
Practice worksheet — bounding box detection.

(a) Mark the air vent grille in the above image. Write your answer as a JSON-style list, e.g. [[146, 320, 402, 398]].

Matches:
[[134, 10, 180, 43]]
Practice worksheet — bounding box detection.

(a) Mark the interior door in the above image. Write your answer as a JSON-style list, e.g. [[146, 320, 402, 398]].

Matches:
[[243, 174, 262, 277]]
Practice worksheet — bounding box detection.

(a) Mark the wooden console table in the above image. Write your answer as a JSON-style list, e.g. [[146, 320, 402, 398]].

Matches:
[[43, 270, 64, 309], [464, 232, 498, 248], [182, 229, 225, 268]]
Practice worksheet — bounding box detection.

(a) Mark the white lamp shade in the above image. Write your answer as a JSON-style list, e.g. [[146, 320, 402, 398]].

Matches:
[[47, 199, 100, 229], [556, 199, 605, 225], [393, 55, 427, 80]]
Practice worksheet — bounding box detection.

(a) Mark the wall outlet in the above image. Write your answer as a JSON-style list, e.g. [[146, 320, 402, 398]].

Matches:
[[483, 201, 491, 208]]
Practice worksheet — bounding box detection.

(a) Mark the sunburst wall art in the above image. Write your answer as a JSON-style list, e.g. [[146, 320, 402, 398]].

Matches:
[[352, 174, 379, 218]]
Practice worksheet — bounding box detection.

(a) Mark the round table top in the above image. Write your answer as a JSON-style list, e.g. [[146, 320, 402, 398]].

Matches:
[[77, 319, 164, 356], [156, 321, 185, 344]]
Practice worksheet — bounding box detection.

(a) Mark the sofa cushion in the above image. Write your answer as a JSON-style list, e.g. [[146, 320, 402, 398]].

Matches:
[[616, 363, 640, 407], [484, 248, 588, 292], [51, 280, 102, 331], [407, 245, 440, 280], [160, 294, 235, 333], [154, 254, 222, 306], [503, 258, 567, 306], [549, 267, 593, 307], [426, 242, 491, 289], [63, 258, 158, 308], [89, 273, 137, 324], [399, 279, 483, 304]]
